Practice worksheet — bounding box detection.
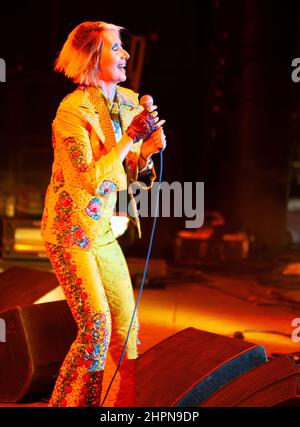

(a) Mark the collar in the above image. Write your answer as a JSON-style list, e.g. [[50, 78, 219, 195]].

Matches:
[[78, 84, 139, 111]]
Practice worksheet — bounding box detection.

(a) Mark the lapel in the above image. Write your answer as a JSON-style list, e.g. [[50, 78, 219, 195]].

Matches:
[[116, 87, 143, 173], [117, 86, 142, 130], [78, 85, 142, 158], [79, 86, 116, 153]]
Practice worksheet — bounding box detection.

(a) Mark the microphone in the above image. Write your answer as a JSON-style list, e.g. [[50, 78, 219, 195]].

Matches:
[[139, 94, 166, 130], [140, 94, 154, 109]]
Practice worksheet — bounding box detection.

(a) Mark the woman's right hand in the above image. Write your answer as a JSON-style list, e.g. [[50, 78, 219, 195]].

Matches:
[[125, 106, 166, 143]]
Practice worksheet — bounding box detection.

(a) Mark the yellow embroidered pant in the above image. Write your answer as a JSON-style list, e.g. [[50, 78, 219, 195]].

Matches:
[[44, 228, 139, 407]]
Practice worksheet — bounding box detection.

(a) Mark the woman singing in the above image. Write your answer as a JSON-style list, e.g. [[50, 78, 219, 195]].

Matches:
[[41, 20, 166, 407]]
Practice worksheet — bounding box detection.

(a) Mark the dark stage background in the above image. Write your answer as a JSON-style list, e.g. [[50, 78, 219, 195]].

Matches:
[[1, 0, 300, 259]]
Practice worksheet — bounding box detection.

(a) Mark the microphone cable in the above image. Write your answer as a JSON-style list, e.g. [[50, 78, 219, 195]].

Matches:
[[100, 149, 164, 406]]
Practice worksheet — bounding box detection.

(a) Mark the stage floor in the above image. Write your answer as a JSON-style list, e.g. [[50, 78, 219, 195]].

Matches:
[[0, 253, 300, 407]]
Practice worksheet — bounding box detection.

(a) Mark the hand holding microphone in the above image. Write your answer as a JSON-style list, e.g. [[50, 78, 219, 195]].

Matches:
[[139, 95, 167, 159], [125, 94, 166, 143]]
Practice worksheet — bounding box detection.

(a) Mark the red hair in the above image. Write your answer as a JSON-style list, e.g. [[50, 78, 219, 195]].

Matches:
[[54, 21, 123, 86]]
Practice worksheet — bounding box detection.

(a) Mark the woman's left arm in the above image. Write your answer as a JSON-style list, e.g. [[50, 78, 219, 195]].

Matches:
[[126, 127, 166, 188], [139, 127, 167, 171]]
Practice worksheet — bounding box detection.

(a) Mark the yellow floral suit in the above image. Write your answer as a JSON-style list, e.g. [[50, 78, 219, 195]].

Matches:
[[41, 85, 155, 407]]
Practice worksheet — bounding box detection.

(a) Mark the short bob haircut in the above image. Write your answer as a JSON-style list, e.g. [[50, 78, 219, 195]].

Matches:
[[55, 21, 123, 86]]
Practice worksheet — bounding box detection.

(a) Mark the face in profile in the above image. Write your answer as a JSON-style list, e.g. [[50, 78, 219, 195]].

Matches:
[[99, 31, 130, 85]]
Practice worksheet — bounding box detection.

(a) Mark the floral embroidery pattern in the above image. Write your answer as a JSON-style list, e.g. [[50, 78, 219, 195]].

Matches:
[[53, 169, 65, 193], [53, 192, 91, 249], [63, 136, 88, 173], [126, 151, 139, 181], [58, 228, 73, 247], [53, 191, 73, 247], [54, 191, 73, 218], [79, 312, 109, 372], [98, 179, 117, 196], [55, 226, 91, 249], [77, 371, 104, 406], [45, 243, 110, 407], [72, 226, 91, 249], [85, 198, 102, 220]]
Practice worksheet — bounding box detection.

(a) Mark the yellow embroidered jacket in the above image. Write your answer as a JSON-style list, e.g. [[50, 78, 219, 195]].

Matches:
[[41, 85, 155, 250]]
